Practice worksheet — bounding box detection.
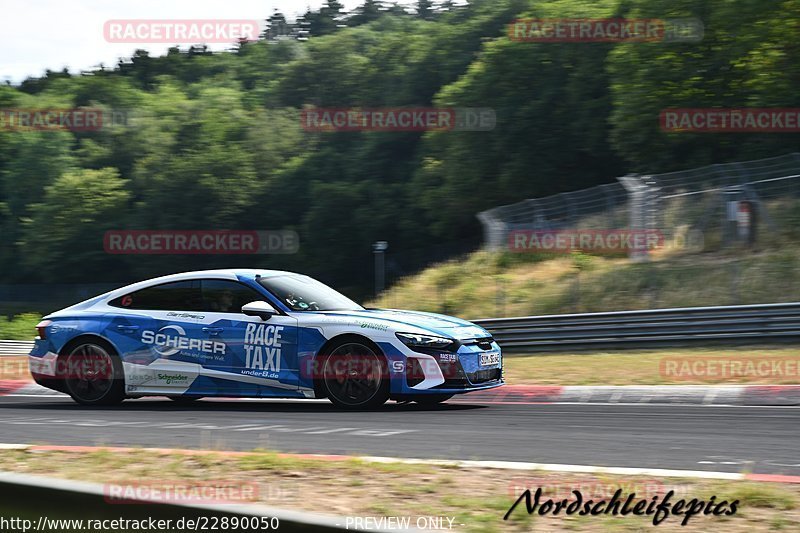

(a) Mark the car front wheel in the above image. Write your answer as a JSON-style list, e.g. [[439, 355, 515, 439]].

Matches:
[[321, 338, 389, 410]]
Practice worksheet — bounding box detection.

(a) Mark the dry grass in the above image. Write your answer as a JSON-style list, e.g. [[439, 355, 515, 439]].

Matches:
[[503, 347, 800, 386], [369, 247, 800, 319], [1, 448, 799, 532]]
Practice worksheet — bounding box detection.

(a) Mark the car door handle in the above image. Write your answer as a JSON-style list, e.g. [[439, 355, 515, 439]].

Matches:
[[116, 325, 139, 333], [202, 327, 224, 336]]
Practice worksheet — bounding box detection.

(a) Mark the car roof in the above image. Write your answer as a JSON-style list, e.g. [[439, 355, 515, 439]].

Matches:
[[134, 268, 299, 284], [48, 269, 308, 315], [100, 269, 302, 302]]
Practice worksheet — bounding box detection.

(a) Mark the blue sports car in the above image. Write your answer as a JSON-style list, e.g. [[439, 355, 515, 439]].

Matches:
[[29, 270, 504, 409]]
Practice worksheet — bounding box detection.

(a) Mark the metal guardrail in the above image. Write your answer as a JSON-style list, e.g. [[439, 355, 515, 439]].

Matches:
[[474, 302, 800, 351], [0, 340, 33, 356], [0, 470, 375, 532]]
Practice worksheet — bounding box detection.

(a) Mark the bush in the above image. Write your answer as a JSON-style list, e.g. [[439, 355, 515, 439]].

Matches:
[[0, 313, 42, 340]]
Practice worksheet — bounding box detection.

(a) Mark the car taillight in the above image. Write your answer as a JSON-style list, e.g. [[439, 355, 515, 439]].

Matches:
[[35, 320, 51, 340]]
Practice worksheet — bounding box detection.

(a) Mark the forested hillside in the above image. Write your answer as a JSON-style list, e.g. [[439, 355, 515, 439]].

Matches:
[[1, 0, 798, 298]]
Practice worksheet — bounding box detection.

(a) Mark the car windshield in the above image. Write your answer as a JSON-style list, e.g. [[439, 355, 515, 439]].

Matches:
[[258, 274, 363, 312]]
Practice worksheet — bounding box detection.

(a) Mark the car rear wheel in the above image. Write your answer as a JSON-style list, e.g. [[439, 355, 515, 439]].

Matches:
[[62, 339, 125, 406], [413, 394, 454, 405], [322, 339, 389, 410]]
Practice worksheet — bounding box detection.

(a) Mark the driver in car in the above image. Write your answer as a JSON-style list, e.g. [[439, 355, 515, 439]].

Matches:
[[284, 292, 319, 310], [216, 290, 235, 312], [285, 292, 308, 309]]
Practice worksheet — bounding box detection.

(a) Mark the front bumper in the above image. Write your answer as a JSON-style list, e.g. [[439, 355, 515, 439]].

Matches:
[[379, 339, 504, 397]]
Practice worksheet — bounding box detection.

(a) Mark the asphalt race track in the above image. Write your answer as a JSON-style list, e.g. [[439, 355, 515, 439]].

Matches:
[[1, 394, 798, 475]]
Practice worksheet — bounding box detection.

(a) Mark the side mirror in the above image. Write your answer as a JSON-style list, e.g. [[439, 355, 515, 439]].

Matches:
[[241, 301, 278, 320]]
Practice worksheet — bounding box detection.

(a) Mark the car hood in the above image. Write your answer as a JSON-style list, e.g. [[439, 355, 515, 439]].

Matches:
[[318, 308, 491, 340]]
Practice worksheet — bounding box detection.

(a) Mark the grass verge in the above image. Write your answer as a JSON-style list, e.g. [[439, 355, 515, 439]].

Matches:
[[0, 448, 798, 532], [502, 347, 800, 386], [0, 313, 40, 340]]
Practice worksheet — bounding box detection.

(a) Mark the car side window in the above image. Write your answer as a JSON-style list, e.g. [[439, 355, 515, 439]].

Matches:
[[200, 279, 266, 314], [109, 280, 203, 311]]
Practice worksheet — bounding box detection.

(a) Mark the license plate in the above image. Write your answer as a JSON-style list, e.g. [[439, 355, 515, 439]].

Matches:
[[480, 352, 500, 366]]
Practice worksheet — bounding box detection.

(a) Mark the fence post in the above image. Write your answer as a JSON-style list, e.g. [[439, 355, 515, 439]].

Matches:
[[619, 174, 657, 262], [476, 210, 507, 251]]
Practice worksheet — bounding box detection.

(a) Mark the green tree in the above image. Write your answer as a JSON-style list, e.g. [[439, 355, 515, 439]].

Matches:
[[608, 0, 800, 171], [20, 168, 131, 280]]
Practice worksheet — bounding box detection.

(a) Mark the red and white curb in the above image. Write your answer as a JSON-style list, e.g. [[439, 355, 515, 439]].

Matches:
[[2, 443, 800, 485], [0, 381, 60, 397], [452, 384, 800, 406], [4, 381, 800, 406]]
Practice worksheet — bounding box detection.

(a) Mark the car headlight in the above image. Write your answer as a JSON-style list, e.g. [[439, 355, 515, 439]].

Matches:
[[396, 332, 454, 350]]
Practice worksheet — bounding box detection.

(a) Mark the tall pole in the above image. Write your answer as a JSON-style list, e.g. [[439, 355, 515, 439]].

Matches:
[[372, 241, 388, 297]]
